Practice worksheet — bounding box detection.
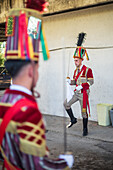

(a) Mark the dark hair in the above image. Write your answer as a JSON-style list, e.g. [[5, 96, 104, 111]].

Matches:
[[5, 60, 38, 78]]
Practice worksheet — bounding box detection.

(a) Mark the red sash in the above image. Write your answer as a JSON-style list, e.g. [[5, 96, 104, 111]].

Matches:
[[75, 65, 87, 82], [75, 65, 90, 117], [82, 88, 90, 117], [0, 98, 37, 170]]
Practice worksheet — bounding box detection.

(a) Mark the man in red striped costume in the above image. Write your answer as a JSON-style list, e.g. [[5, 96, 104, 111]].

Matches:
[[0, 1, 73, 169], [64, 33, 94, 136]]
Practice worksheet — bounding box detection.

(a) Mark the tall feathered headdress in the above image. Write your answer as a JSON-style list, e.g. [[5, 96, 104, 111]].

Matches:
[[73, 32, 89, 60], [5, 0, 50, 61]]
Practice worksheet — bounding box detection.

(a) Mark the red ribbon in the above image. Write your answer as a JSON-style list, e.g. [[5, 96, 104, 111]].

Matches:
[[82, 83, 90, 117], [18, 11, 30, 59], [74, 65, 91, 116]]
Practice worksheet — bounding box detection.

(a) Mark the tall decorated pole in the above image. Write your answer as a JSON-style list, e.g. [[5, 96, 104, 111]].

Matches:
[[62, 37, 67, 153]]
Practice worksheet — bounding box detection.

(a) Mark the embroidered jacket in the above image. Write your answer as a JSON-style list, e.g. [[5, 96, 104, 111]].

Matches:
[[0, 89, 69, 170], [72, 65, 94, 92], [71, 65, 94, 114]]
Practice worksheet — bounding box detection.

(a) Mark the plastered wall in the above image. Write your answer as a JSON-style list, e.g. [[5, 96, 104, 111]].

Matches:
[[36, 4, 113, 121]]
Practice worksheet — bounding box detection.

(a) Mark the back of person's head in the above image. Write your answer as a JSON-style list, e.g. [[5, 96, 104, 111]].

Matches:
[[5, 60, 38, 78], [5, 60, 31, 78]]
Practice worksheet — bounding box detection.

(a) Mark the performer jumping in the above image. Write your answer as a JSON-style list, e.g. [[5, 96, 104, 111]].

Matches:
[[64, 33, 94, 136]]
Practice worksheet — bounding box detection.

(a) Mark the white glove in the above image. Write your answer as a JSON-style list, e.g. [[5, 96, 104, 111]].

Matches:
[[59, 154, 74, 168], [66, 78, 71, 84], [76, 85, 83, 91]]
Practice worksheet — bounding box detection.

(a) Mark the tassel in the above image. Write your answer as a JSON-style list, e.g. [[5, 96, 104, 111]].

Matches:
[[79, 47, 81, 59], [18, 11, 31, 60], [85, 50, 89, 60], [28, 36, 34, 60], [40, 25, 50, 60], [82, 89, 91, 117]]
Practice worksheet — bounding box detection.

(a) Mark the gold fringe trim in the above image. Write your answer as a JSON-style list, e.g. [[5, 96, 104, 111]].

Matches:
[[18, 119, 44, 130], [87, 78, 94, 80], [7, 50, 17, 54], [0, 118, 45, 136], [0, 119, 19, 134], [6, 50, 39, 61], [8, 8, 42, 20], [17, 128, 44, 141], [7, 51, 39, 56], [6, 56, 39, 61], [0, 102, 12, 107], [82, 108, 86, 112], [19, 138, 46, 157]]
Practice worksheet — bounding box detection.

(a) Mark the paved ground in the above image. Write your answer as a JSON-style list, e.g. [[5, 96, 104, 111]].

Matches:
[[44, 114, 113, 170], [0, 89, 113, 169]]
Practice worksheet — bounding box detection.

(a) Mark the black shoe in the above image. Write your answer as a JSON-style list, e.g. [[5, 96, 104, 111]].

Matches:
[[83, 118, 88, 136], [67, 118, 77, 128], [83, 128, 88, 136], [66, 108, 77, 128]]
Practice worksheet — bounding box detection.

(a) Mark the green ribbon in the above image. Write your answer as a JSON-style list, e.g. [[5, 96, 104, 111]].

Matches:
[[40, 29, 48, 61]]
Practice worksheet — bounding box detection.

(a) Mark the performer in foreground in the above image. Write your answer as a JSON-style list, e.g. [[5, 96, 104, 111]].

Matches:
[[64, 33, 94, 136], [0, 1, 73, 169]]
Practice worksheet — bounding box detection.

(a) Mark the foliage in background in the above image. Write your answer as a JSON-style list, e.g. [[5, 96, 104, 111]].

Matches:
[[0, 42, 6, 66]]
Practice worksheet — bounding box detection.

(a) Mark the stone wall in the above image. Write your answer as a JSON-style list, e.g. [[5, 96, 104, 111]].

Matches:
[[0, 0, 113, 23], [0, 0, 24, 23], [47, 0, 113, 14]]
